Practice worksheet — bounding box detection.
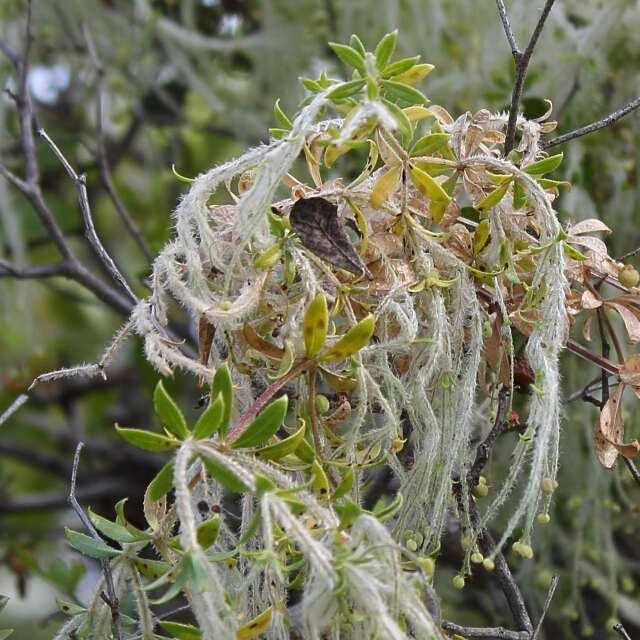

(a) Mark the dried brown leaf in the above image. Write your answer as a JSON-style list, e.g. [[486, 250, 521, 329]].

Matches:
[[567, 219, 612, 236], [290, 197, 368, 277], [581, 289, 602, 310], [606, 302, 640, 343], [594, 385, 624, 468]]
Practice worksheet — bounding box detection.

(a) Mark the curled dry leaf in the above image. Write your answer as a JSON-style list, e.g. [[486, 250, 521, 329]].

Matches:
[[606, 302, 640, 343], [594, 385, 624, 468], [581, 289, 602, 310], [566, 219, 612, 236], [620, 354, 640, 398], [290, 197, 369, 277]]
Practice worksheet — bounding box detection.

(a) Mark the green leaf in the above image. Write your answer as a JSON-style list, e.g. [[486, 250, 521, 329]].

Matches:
[[193, 394, 225, 440], [273, 99, 292, 129], [320, 314, 376, 362], [133, 556, 173, 581], [196, 514, 221, 550], [202, 455, 249, 493], [154, 381, 189, 440], [326, 79, 366, 101], [332, 468, 355, 500], [232, 395, 289, 449], [563, 242, 588, 261], [373, 492, 404, 521], [56, 598, 87, 616], [65, 529, 120, 559], [159, 621, 202, 640], [303, 293, 329, 357], [476, 178, 512, 210], [382, 56, 421, 77], [115, 426, 179, 452], [88, 509, 150, 544], [312, 459, 330, 499], [513, 180, 527, 209], [382, 99, 413, 145], [410, 133, 450, 157], [374, 30, 397, 71], [211, 363, 233, 436], [319, 367, 359, 391], [382, 80, 429, 105], [300, 77, 323, 93], [328, 42, 365, 74], [349, 34, 366, 57], [147, 460, 174, 501], [523, 152, 563, 176], [255, 421, 307, 461]]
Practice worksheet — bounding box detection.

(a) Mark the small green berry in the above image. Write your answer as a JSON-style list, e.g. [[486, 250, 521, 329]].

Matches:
[[470, 552, 484, 564], [417, 557, 435, 577], [315, 394, 330, 414], [473, 483, 489, 498], [541, 477, 557, 495], [515, 543, 534, 559], [406, 538, 418, 552], [537, 513, 550, 524], [452, 575, 465, 590], [482, 558, 495, 571]]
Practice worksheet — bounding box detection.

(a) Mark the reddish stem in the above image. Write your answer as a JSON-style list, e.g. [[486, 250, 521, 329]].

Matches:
[[226, 359, 310, 443]]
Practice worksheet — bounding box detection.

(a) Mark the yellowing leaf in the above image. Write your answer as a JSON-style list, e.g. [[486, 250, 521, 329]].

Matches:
[[312, 459, 330, 499], [303, 294, 329, 357], [473, 218, 490, 254], [476, 179, 512, 210], [370, 164, 401, 208], [236, 607, 273, 640], [409, 164, 451, 203], [391, 63, 434, 84], [320, 315, 376, 362], [318, 367, 359, 391], [402, 105, 431, 122]]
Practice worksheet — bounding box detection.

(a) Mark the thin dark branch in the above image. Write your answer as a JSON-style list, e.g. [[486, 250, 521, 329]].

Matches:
[[532, 575, 559, 639], [68, 443, 123, 640], [613, 622, 633, 640], [498, 0, 556, 154], [441, 620, 529, 640], [495, 0, 518, 59], [0, 258, 69, 279], [83, 25, 153, 262], [468, 387, 513, 487], [452, 483, 533, 635], [542, 96, 640, 149], [37, 128, 139, 305], [623, 457, 640, 487]]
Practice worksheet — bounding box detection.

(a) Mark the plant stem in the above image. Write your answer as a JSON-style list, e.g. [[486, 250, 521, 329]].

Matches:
[[227, 359, 311, 443]]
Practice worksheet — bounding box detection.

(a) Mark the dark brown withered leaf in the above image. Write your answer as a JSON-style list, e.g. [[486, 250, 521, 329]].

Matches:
[[289, 197, 369, 277]]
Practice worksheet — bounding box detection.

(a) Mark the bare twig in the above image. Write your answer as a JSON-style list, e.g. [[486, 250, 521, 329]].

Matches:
[[613, 622, 633, 640], [37, 128, 138, 305], [441, 620, 529, 640], [68, 443, 123, 640], [83, 25, 153, 262], [468, 387, 514, 488], [542, 96, 640, 150], [623, 457, 640, 487], [0, 5, 135, 316], [532, 575, 559, 639], [496, 0, 556, 154]]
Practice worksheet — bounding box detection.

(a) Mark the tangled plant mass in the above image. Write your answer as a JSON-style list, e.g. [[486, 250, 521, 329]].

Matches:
[[51, 31, 640, 639]]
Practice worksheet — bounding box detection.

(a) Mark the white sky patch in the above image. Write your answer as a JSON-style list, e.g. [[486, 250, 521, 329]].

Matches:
[[27, 64, 70, 104]]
